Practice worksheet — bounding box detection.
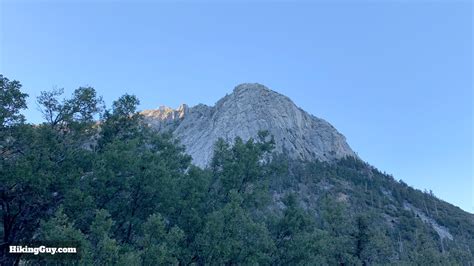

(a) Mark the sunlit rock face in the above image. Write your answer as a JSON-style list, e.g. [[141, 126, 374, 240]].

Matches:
[[142, 104, 189, 131], [142, 83, 356, 167]]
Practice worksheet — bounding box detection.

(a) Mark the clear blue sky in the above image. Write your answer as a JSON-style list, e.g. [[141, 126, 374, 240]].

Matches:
[[1, 1, 472, 212]]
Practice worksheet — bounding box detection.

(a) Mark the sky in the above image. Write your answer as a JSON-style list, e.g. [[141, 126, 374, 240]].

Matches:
[[0, 1, 472, 212]]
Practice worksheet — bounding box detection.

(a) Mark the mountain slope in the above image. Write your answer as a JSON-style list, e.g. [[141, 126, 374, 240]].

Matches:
[[142, 83, 356, 167], [141, 83, 474, 263], [269, 155, 474, 263], [2, 74, 473, 265]]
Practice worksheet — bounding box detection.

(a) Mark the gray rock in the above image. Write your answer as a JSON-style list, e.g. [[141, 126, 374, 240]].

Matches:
[[142, 83, 356, 167], [403, 202, 453, 240]]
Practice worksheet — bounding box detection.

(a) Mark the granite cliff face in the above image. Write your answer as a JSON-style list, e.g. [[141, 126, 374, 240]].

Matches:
[[142, 83, 356, 167]]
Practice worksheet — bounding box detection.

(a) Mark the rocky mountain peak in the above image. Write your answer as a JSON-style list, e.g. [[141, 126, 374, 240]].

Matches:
[[219, 83, 289, 107], [233, 82, 271, 93], [143, 84, 357, 167], [142, 104, 189, 131]]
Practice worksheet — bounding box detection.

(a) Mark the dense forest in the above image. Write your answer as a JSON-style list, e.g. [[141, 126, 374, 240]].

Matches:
[[1, 74, 473, 265]]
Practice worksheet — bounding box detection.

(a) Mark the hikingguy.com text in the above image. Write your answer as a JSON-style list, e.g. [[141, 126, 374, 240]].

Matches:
[[9, 245, 77, 256]]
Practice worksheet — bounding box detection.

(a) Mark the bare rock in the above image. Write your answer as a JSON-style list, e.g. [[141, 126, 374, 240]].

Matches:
[[143, 83, 356, 167]]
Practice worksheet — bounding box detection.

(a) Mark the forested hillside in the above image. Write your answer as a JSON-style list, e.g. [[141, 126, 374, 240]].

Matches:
[[1, 75, 473, 265]]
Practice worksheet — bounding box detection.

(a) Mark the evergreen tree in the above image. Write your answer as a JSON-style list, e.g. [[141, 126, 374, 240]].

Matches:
[[272, 193, 332, 264], [88, 209, 119, 265], [196, 191, 275, 264], [139, 213, 185, 265], [36, 207, 92, 264]]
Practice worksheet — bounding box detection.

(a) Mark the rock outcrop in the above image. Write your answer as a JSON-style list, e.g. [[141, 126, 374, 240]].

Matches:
[[142, 83, 356, 167]]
